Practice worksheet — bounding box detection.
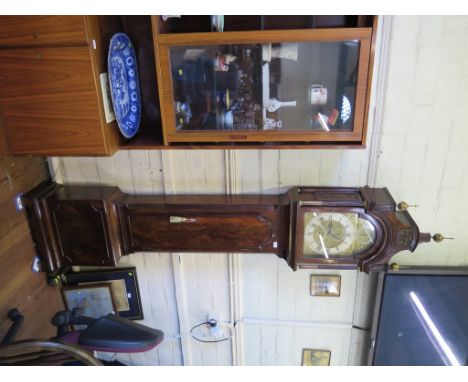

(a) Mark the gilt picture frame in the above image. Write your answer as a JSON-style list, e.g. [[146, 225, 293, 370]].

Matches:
[[302, 349, 331, 366], [310, 275, 341, 297]]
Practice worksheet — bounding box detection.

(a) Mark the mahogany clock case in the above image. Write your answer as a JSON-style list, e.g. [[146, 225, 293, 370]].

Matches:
[[22, 182, 426, 276]]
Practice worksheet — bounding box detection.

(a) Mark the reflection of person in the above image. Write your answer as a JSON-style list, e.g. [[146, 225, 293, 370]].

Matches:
[[174, 50, 240, 130], [214, 54, 237, 72]]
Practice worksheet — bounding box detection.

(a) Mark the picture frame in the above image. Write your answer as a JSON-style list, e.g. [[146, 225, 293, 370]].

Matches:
[[302, 349, 331, 366], [310, 275, 341, 297], [61, 284, 117, 330], [64, 267, 143, 320]]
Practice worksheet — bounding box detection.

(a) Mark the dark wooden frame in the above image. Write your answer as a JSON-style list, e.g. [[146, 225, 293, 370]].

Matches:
[[64, 267, 143, 320]]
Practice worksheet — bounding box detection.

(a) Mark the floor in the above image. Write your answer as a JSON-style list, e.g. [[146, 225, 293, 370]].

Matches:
[[0, 156, 64, 341]]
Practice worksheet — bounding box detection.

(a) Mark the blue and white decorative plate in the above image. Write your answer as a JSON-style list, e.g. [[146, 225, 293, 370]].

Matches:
[[108, 33, 141, 139]]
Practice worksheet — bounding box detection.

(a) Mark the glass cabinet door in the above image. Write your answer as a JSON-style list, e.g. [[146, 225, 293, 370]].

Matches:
[[157, 29, 372, 143]]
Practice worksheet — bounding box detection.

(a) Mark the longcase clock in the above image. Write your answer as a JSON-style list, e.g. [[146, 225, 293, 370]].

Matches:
[[23, 182, 435, 276]]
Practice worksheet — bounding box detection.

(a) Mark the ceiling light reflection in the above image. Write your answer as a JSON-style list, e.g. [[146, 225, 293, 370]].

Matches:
[[409, 291, 460, 366]]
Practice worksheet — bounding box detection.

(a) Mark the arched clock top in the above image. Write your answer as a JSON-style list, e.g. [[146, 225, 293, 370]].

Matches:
[[286, 186, 435, 273]]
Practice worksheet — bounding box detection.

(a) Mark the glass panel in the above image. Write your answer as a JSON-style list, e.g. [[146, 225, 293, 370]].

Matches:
[[302, 212, 376, 258], [169, 41, 360, 132]]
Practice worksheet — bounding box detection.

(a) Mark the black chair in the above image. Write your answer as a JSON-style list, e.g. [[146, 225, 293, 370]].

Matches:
[[0, 308, 164, 366]]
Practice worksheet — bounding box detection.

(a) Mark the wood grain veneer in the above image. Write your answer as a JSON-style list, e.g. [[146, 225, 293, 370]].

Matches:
[[0, 47, 108, 155], [0, 16, 88, 47]]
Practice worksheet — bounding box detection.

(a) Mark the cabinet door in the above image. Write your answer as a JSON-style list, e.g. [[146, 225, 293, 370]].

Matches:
[[0, 16, 88, 47], [120, 206, 279, 253], [0, 47, 112, 155], [156, 28, 372, 145]]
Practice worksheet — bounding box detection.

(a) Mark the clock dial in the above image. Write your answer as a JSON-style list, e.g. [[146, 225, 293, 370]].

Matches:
[[353, 217, 376, 253], [303, 212, 356, 257], [302, 212, 377, 258]]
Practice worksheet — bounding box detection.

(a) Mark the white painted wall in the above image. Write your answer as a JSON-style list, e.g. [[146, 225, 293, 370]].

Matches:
[[50, 149, 372, 366], [47, 15, 468, 365], [375, 16, 468, 266]]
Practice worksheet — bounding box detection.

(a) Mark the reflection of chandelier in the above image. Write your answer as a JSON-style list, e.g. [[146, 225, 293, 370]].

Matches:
[[341, 95, 352, 124]]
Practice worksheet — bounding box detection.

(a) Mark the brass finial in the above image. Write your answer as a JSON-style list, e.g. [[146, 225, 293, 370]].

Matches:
[[397, 201, 418, 211], [432, 233, 454, 243], [390, 263, 400, 271]]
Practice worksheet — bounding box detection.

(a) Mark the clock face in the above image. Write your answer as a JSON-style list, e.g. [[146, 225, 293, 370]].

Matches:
[[302, 211, 376, 258]]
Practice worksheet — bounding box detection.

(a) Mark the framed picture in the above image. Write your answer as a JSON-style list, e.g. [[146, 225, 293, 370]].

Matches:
[[302, 349, 331, 366], [64, 267, 143, 320], [310, 275, 341, 297], [61, 284, 117, 330]]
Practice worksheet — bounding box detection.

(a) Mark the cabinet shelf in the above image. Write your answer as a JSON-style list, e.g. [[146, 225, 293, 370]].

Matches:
[[156, 15, 374, 35], [97, 16, 164, 149]]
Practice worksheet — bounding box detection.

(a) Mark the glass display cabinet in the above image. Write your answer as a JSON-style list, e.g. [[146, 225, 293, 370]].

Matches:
[[154, 17, 375, 147]]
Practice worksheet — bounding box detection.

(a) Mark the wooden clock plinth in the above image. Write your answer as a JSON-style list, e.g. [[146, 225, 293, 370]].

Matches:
[[23, 182, 431, 276], [22, 182, 125, 275]]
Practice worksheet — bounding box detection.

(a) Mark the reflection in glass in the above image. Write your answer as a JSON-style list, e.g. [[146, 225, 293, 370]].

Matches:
[[409, 291, 461, 366], [169, 41, 360, 132]]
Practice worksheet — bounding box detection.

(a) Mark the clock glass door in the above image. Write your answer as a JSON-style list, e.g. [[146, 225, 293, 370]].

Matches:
[[302, 211, 376, 259]]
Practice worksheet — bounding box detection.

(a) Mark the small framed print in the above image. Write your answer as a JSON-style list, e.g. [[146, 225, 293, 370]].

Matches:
[[61, 284, 117, 330], [302, 349, 331, 366], [64, 267, 143, 320], [310, 275, 341, 297]]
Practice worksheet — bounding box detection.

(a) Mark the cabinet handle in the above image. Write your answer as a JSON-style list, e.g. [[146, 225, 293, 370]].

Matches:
[[169, 216, 197, 224]]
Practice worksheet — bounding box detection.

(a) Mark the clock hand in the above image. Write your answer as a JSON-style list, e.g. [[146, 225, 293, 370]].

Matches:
[[327, 221, 333, 235], [318, 234, 329, 259], [314, 219, 328, 234]]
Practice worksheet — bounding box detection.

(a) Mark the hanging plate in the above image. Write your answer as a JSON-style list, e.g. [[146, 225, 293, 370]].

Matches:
[[108, 33, 141, 139]]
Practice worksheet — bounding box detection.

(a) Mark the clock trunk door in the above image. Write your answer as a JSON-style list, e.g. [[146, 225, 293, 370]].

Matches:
[[120, 206, 279, 254]]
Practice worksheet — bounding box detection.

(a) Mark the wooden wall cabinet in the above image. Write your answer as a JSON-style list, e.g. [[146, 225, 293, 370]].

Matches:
[[24, 182, 431, 276], [150, 15, 377, 149], [155, 28, 371, 146], [0, 15, 377, 154], [0, 16, 120, 156]]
